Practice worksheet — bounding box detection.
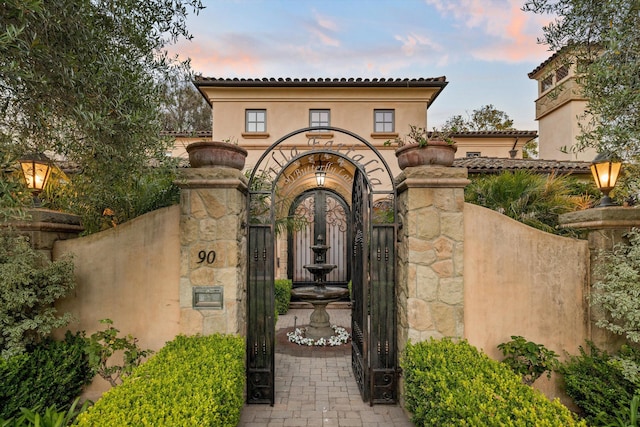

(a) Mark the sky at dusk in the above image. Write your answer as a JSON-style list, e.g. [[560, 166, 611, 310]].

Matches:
[[168, 0, 556, 131]]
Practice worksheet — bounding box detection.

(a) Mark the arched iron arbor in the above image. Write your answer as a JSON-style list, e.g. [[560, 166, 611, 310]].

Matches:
[[246, 126, 398, 405]]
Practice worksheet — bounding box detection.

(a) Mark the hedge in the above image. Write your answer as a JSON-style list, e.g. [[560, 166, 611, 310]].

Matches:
[[274, 279, 292, 315], [0, 331, 93, 419], [75, 334, 244, 427], [402, 338, 586, 426]]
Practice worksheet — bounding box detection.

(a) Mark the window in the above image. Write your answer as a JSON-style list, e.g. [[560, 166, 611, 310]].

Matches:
[[466, 152, 481, 158], [556, 65, 569, 82], [374, 109, 395, 132], [309, 109, 330, 131], [541, 75, 553, 92], [246, 109, 266, 132]]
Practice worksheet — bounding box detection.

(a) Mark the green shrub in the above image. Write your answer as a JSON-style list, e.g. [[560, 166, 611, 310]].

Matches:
[[0, 397, 90, 427], [75, 334, 244, 427], [559, 342, 638, 425], [0, 230, 76, 358], [274, 279, 292, 315], [0, 332, 93, 420], [498, 335, 560, 386], [464, 170, 588, 236], [402, 338, 585, 426], [591, 228, 640, 343], [85, 319, 153, 387]]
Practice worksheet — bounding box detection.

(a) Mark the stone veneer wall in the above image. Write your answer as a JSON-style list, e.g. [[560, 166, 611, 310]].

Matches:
[[396, 166, 469, 355], [176, 167, 248, 336]]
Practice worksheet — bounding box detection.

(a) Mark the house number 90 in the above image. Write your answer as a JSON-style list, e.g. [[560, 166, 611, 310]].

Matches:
[[197, 250, 216, 264]]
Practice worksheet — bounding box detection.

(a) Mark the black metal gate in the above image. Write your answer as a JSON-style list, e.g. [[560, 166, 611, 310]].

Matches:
[[245, 126, 398, 406], [351, 170, 398, 404], [247, 224, 275, 404]]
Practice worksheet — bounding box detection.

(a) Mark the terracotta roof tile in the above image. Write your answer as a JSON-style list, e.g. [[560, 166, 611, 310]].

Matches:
[[454, 156, 591, 175], [194, 77, 448, 87]]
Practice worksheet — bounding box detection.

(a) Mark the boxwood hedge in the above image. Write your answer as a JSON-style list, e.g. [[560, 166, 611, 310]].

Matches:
[[401, 338, 586, 426], [75, 334, 244, 427]]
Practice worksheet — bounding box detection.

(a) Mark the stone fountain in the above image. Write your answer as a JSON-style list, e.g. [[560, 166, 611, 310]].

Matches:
[[291, 235, 349, 340]]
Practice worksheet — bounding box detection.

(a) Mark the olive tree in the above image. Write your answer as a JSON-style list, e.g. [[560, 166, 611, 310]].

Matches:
[[0, 0, 204, 232], [523, 0, 640, 158]]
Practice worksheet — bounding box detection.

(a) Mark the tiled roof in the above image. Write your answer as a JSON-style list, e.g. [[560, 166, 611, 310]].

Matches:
[[194, 77, 448, 88], [161, 130, 212, 138], [528, 49, 564, 79], [438, 130, 538, 138], [454, 156, 591, 175]]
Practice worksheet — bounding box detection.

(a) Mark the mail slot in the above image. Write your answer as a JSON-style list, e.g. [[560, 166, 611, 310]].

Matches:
[[193, 286, 223, 310]]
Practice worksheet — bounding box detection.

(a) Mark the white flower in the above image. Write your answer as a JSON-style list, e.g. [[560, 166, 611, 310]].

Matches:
[[286, 325, 350, 346]]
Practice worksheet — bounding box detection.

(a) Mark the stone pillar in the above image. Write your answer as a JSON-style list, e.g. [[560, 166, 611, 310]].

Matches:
[[2, 208, 83, 260], [559, 207, 640, 350], [396, 166, 469, 355], [176, 167, 248, 336]]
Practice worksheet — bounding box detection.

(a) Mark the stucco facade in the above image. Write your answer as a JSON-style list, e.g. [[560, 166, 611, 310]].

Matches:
[[529, 50, 597, 162]]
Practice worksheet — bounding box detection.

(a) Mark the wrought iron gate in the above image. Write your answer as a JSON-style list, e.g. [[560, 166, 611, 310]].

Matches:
[[351, 169, 398, 404], [247, 225, 275, 404], [245, 126, 398, 406]]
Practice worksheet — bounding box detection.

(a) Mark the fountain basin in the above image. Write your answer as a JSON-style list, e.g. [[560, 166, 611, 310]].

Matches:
[[303, 263, 337, 277], [292, 285, 349, 301]]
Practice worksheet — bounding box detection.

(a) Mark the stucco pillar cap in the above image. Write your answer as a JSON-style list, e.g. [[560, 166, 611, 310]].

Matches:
[[559, 206, 640, 230], [396, 166, 470, 193], [176, 167, 248, 191]]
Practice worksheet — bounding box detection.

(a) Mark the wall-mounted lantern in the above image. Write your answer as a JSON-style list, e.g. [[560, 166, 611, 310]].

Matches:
[[19, 153, 52, 205], [315, 159, 326, 187], [590, 152, 622, 207]]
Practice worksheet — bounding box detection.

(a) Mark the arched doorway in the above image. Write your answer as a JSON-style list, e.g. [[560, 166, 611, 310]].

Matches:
[[288, 189, 350, 290], [246, 127, 397, 405]]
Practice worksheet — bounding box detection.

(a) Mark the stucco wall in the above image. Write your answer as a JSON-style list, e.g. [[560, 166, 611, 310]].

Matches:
[[53, 205, 181, 399], [464, 202, 589, 402]]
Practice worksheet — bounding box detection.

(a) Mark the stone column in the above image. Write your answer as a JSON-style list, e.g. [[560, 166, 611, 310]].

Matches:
[[559, 207, 640, 350], [2, 208, 83, 260], [396, 166, 469, 355], [176, 167, 248, 336]]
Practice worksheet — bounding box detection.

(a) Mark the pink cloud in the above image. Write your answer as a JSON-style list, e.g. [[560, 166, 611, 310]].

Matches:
[[167, 39, 264, 76], [425, 0, 553, 63]]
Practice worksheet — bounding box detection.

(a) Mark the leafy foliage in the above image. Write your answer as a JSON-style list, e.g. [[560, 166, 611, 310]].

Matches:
[[45, 164, 181, 234], [0, 397, 90, 427], [0, 230, 75, 358], [591, 228, 640, 343], [0, 332, 92, 420], [442, 104, 515, 132], [76, 334, 245, 427], [558, 342, 638, 425], [401, 338, 584, 426], [85, 319, 153, 387], [498, 335, 560, 386], [274, 279, 292, 315], [464, 170, 592, 235], [159, 75, 212, 133], [523, 0, 640, 158], [0, 0, 203, 234], [0, 151, 31, 222]]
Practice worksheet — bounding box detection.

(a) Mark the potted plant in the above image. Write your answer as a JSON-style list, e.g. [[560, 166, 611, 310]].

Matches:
[[186, 139, 248, 170], [385, 125, 457, 169]]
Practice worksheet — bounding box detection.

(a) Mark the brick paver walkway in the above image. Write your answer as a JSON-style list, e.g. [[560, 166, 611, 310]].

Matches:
[[238, 307, 413, 427]]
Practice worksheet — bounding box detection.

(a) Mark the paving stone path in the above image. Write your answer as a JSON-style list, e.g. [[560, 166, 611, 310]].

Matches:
[[238, 307, 413, 427]]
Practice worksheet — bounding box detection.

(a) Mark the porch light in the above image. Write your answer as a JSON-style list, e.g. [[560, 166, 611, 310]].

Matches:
[[315, 160, 326, 187], [19, 153, 52, 204], [590, 152, 622, 207]]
